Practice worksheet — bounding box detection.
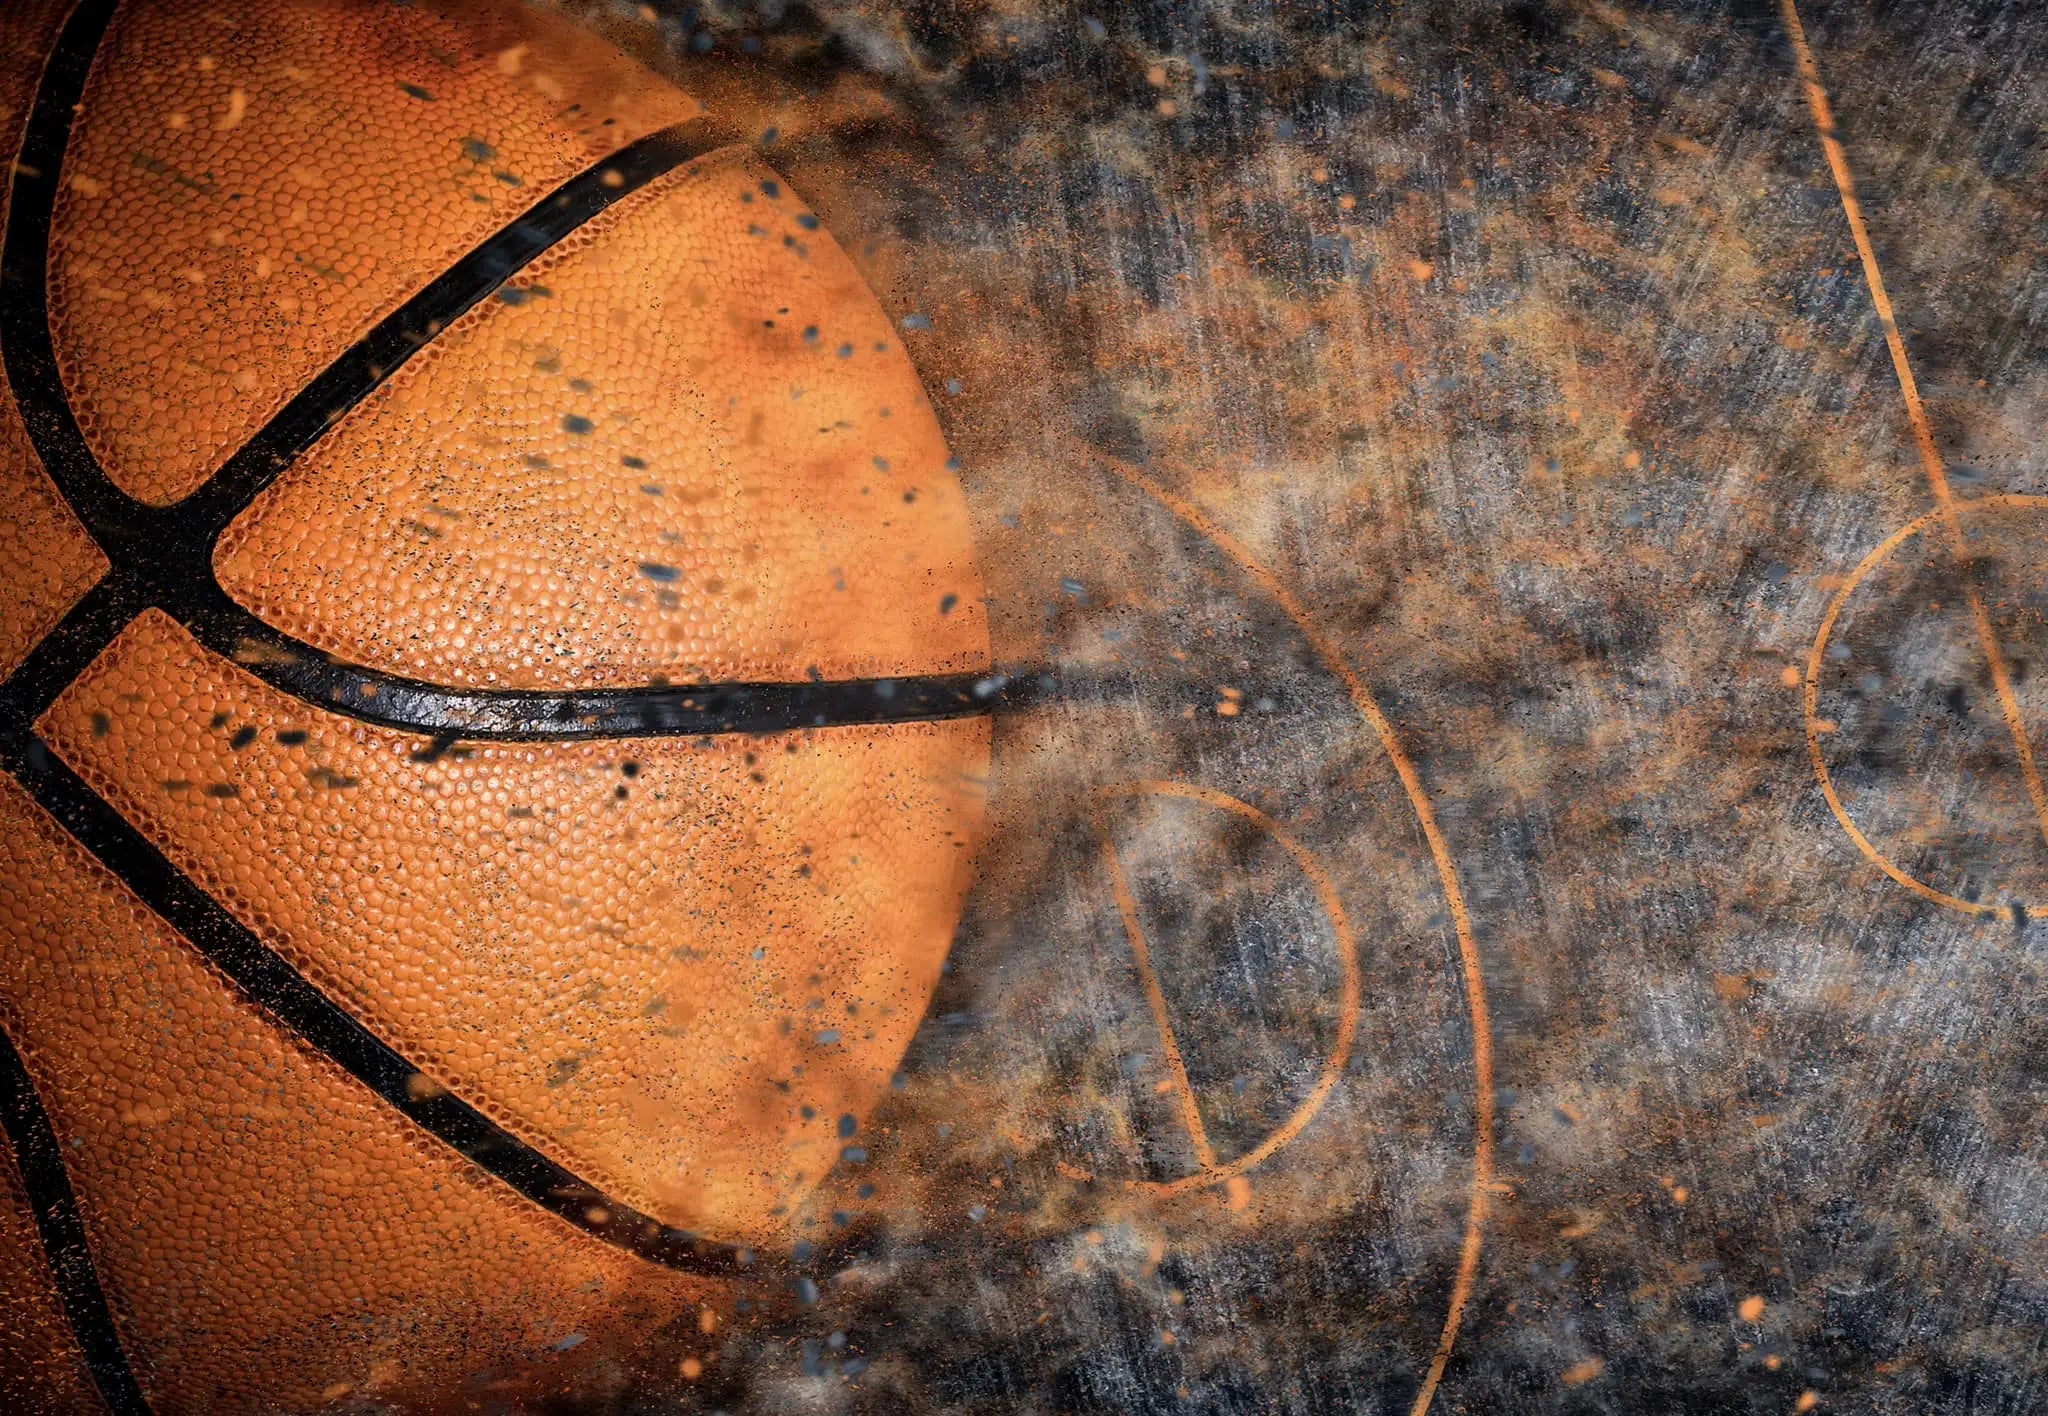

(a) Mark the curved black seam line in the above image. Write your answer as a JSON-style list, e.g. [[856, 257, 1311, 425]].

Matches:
[[176, 576, 1008, 740], [0, 571, 148, 728], [166, 118, 741, 547], [0, 1024, 151, 1415], [0, 732, 790, 1281], [2, 5, 737, 555], [0, 0, 131, 540]]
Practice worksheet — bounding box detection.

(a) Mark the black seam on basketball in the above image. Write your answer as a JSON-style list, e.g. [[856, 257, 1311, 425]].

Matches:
[[0, 1023, 152, 1416], [1, 0, 734, 553], [0, 733, 785, 1280], [0, 4, 157, 1401], [174, 574, 1007, 739], [0, 571, 147, 729]]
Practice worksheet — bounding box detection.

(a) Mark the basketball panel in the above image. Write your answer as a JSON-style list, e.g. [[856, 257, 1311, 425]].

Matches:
[[216, 146, 989, 689], [49, 0, 702, 505], [43, 610, 991, 1243], [0, 772, 714, 1414]]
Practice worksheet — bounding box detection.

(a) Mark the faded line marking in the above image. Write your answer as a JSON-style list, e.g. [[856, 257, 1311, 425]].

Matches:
[[1100, 832, 1220, 1169], [1088, 781, 1362, 1195], [1781, 0, 2048, 862], [1806, 495, 2048, 917], [1090, 453, 1494, 1416]]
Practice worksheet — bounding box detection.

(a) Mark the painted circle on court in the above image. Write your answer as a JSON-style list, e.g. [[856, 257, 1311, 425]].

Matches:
[[1807, 493, 2048, 915], [1077, 779, 1363, 1199]]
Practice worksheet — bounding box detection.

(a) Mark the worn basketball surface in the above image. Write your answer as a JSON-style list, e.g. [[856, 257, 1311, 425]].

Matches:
[[0, 0, 991, 1409]]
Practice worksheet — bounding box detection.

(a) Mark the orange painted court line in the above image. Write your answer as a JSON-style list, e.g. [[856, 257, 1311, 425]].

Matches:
[[1803, 503, 2035, 917], [1100, 835, 1221, 1168], [1090, 450, 1493, 1416], [1779, 0, 2048, 852], [1091, 781, 1365, 1197]]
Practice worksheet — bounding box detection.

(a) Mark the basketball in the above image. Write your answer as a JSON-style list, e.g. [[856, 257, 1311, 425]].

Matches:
[[0, 0, 990, 1409]]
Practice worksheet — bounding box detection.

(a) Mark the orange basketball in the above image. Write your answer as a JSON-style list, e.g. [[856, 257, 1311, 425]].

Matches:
[[0, 0, 991, 1409]]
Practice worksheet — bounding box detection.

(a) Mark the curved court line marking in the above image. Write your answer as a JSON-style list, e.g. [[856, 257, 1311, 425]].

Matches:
[[1781, 0, 2048, 885], [1091, 780, 1363, 1195], [1088, 450, 1493, 1416], [1806, 494, 2048, 917], [1100, 821, 1221, 1171]]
